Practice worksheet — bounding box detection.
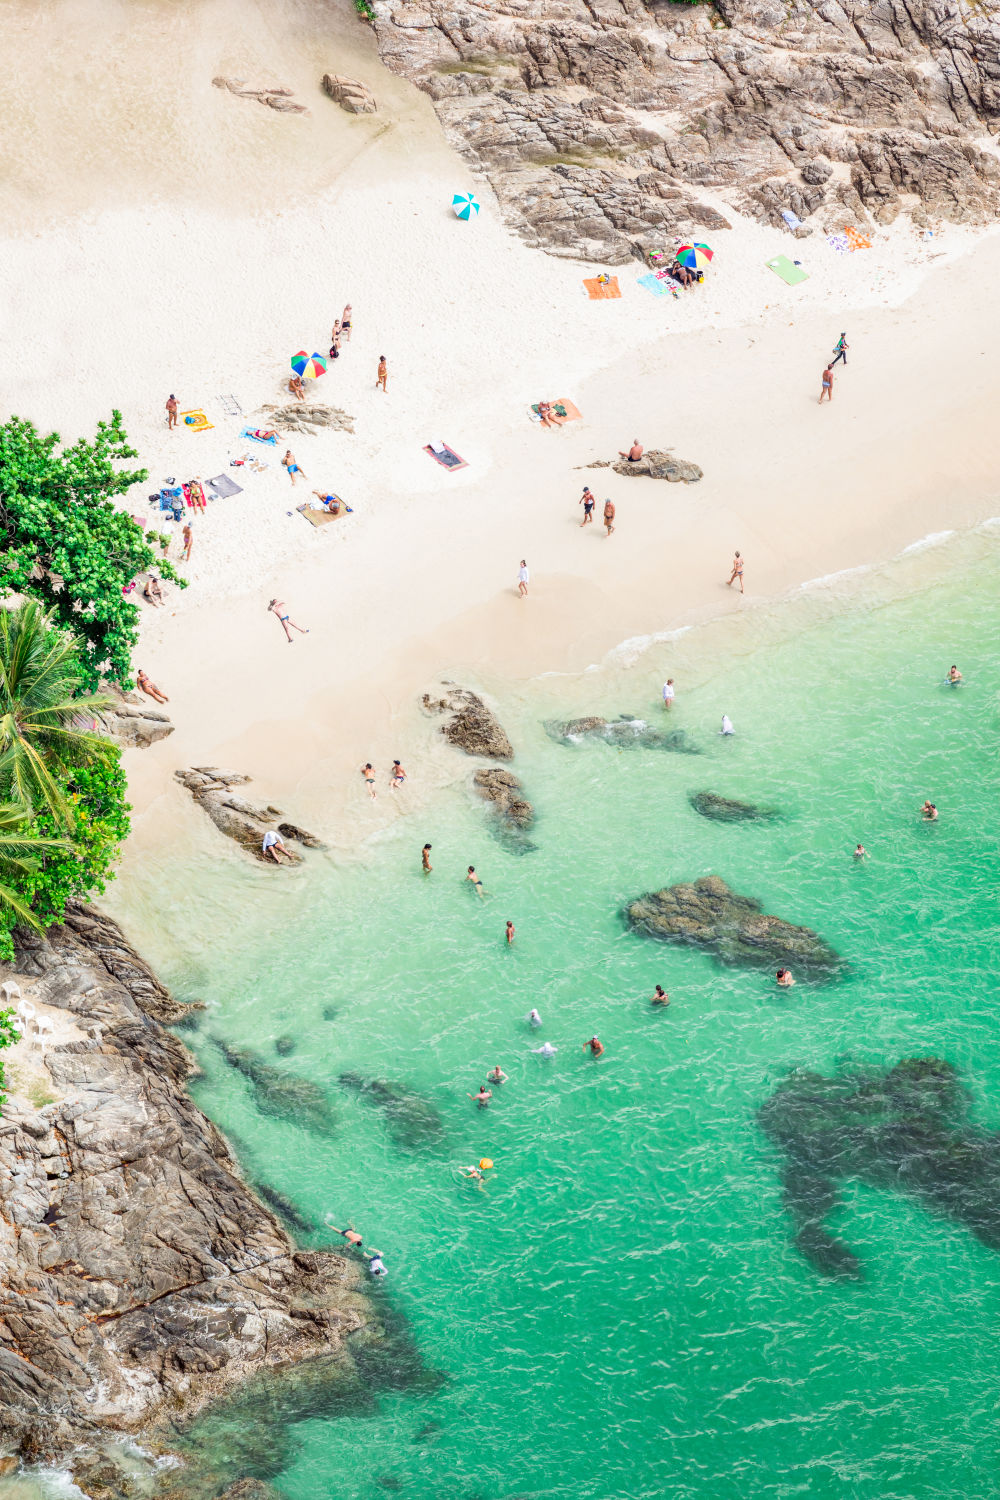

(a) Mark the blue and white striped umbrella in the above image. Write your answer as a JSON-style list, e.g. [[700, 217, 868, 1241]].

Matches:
[[452, 192, 480, 220]]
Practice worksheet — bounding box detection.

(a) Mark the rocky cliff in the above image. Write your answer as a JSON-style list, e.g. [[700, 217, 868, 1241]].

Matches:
[[0, 907, 393, 1491], [370, 0, 1000, 261]]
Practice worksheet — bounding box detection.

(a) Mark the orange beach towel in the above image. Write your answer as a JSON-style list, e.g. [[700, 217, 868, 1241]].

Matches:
[[583, 277, 621, 300], [844, 226, 872, 251]]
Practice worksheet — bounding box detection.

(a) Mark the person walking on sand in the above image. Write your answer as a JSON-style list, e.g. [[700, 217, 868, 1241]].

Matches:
[[390, 760, 406, 790], [820, 364, 833, 403], [282, 449, 306, 485], [360, 763, 377, 801], [580, 487, 595, 526], [506, 920, 515, 945], [726, 551, 744, 593], [830, 332, 849, 368], [262, 829, 294, 864], [518, 560, 529, 598], [181, 523, 193, 562], [342, 305, 352, 341], [165, 394, 178, 429], [619, 439, 643, 463], [603, 498, 616, 537], [583, 1036, 605, 1058], [662, 678, 675, 711], [136, 669, 168, 704], [422, 843, 433, 872], [376, 355, 388, 392], [268, 598, 309, 643], [467, 866, 484, 897]]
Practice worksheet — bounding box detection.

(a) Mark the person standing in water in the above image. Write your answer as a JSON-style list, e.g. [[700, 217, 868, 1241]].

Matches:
[[921, 800, 938, 821], [776, 969, 795, 988], [583, 1036, 605, 1058], [854, 843, 868, 859], [947, 665, 962, 684], [422, 843, 433, 872], [720, 714, 735, 735], [527, 1008, 542, 1028], [467, 866, 484, 897], [506, 920, 515, 944], [651, 985, 670, 1006], [662, 679, 675, 711], [487, 1065, 508, 1085], [726, 551, 744, 593], [468, 1084, 493, 1109]]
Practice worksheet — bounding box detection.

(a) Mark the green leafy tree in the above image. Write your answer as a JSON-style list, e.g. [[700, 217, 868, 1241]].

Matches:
[[0, 411, 184, 686], [0, 801, 69, 939], [0, 600, 115, 828], [0, 1004, 21, 1110]]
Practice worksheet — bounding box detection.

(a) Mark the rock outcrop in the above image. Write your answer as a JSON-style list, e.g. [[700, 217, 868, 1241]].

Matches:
[[758, 1057, 1000, 1280], [212, 78, 308, 113], [473, 767, 534, 828], [689, 791, 779, 822], [421, 684, 514, 760], [322, 73, 377, 114], [96, 690, 174, 750], [370, 0, 1000, 262], [0, 906, 386, 1481], [175, 768, 323, 863], [625, 874, 839, 974], [259, 402, 355, 435], [549, 715, 701, 754], [587, 451, 703, 483]]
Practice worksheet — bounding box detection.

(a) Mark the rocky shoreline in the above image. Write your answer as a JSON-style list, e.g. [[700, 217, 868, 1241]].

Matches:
[[0, 907, 415, 1496]]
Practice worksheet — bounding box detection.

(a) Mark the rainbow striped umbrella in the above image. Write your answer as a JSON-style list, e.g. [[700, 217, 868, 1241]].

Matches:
[[452, 192, 480, 220], [291, 351, 328, 379], [675, 243, 713, 270]]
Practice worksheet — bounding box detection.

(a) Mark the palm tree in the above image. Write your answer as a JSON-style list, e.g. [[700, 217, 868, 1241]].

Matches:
[[0, 800, 68, 934], [0, 600, 114, 829]]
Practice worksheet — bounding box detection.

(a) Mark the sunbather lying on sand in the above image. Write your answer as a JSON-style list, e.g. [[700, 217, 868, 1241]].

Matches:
[[537, 401, 567, 429], [136, 669, 168, 704]]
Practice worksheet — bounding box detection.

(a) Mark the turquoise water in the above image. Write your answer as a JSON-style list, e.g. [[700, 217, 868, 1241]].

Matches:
[[119, 530, 1000, 1499]]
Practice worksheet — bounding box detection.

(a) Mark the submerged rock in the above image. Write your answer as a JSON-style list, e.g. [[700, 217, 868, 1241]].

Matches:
[[422, 682, 514, 760], [175, 767, 324, 865], [758, 1058, 1000, 1280], [625, 874, 839, 975], [322, 73, 377, 114], [548, 715, 700, 755], [339, 1072, 445, 1153], [214, 1040, 338, 1135], [689, 791, 779, 823], [274, 1035, 297, 1056], [252, 1181, 317, 1239], [473, 767, 534, 829]]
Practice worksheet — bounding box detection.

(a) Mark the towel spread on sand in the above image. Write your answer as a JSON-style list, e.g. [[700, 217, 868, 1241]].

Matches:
[[583, 277, 621, 300], [297, 503, 342, 528], [781, 209, 803, 231], [207, 473, 244, 498], [844, 225, 872, 250], [530, 400, 582, 422], [423, 443, 468, 472], [181, 409, 213, 431], [765, 255, 810, 286], [638, 273, 674, 298], [240, 426, 279, 445], [184, 480, 207, 510], [826, 233, 850, 255]]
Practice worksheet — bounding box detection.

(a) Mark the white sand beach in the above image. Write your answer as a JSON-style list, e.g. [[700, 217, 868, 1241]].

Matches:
[[3, 0, 999, 859]]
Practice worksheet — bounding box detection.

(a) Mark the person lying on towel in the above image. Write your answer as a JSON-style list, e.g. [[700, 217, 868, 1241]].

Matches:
[[311, 491, 341, 514]]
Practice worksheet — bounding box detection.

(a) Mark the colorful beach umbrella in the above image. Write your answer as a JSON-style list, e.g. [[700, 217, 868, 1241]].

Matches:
[[452, 192, 480, 221], [291, 351, 327, 379], [675, 243, 713, 270]]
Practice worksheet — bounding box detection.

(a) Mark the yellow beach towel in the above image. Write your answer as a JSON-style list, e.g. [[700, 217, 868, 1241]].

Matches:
[[181, 409, 214, 431]]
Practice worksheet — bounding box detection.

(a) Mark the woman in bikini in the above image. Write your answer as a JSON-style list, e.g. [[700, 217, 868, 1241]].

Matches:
[[341, 305, 352, 341], [361, 763, 377, 800], [267, 598, 309, 643]]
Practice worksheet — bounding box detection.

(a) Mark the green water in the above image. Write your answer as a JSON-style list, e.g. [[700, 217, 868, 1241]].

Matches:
[[118, 528, 1000, 1500]]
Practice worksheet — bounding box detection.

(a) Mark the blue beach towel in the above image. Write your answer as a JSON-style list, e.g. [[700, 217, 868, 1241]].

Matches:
[[637, 273, 673, 298], [239, 426, 279, 446]]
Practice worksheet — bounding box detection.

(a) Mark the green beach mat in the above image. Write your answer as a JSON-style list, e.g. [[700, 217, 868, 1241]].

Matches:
[[766, 254, 809, 286]]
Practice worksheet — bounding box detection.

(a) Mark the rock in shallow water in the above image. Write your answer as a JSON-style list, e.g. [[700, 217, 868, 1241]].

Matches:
[[175, 767, 323, 864], [422, 683, 514, 760], [339, 1072, 446, 1152], [758, 1057, 997, 1280], [625, 874, 839, 975], [549, 715, 700, 754], [689, 791, 779, 822], [214, 1040, 338, 1135]]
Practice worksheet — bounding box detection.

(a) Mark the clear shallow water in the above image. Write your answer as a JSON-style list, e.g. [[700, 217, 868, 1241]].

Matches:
[[106, 533, 1000, 1499]]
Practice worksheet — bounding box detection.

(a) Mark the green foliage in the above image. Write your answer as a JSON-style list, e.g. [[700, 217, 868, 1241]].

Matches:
[[354, 0, 376, 19], [0, 800, 69, 944], [0, 411, 185, 688], [0, 1005, 20, 1109]]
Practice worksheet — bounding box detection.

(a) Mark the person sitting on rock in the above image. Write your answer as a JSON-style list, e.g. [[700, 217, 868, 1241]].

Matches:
[[262, 829, 294, 864], [619, 439, 643, 462]]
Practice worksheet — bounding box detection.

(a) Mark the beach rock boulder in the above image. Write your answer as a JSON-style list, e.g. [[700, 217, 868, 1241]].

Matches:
[[689, 791, 779, 822], [213, 77, 308, 113], [322, 73, 377, 114], [549, 715, 700, 754], [175, 767, 323, 863], [96, 692, 174, 749], [260, 402, 355, 435], [422, 683, 514, 760], [608, 450, 703, 483], [473, 767, 534, 829], [625, 874, 839, 975]]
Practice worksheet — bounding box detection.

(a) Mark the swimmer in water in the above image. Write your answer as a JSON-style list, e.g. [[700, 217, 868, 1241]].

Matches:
[[506, 920, 515, 944], [854, 843, 868, 859], [651, 985, 670, 1006], [583, 1036, 605, 1057], [487, 1065, 508, 1085], [720, 714, 735, 736], [364, 1250, 388, 1278], [532, 1041, 558, 1058], [467, 866, 484, 897], [527, 1008, 542, 1028], [327, 1223, 364, 1246], [468, 1084, 493, 1109], [460, 1164, 485, 1185], [776, 968, 795, 988], [947, 665, 962, 684], [921, 800, 938, 820]]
